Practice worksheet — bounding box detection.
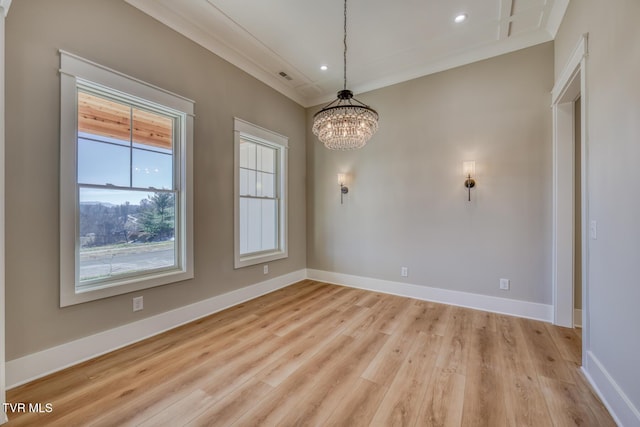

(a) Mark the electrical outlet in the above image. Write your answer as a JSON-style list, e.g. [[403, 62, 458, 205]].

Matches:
[[499, 279, 510, 290], [263, 264, 269, 275], [590, 220, 597, 240], [401, 267, 408, 277], [133, 296, 144, 312]]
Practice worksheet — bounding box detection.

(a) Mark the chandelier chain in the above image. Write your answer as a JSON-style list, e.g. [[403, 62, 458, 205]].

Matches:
[[343, 0, 347, 91]]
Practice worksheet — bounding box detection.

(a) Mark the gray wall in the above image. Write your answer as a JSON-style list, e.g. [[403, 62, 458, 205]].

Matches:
[[307, 43, 554, 305], [5, 0, 306, 360], [555, 0, 640, 416]]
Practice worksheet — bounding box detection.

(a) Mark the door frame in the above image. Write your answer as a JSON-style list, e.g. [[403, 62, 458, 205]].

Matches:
[[0, 1, 10, 424], [551, 34, 588, 360]]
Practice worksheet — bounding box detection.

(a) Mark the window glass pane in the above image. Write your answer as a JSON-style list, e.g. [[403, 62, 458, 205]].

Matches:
[[132, 108, 173, 153], [261, 199, 277, 251], [257, 144, 275, 173], [244, 197, 262, 254], [78, 188, 176, 283], [239, 197, 248, 255], [240, 140, 256, 169], [132, 149, 173, 189], [257, 172, 275, 198], [239, 197, 277, 255], [78, 91, 131, 144], [239, 168, 248, 196], [239, 141, 250, 169], [78, 138, 130, 186], [240, 169, 256, 197]]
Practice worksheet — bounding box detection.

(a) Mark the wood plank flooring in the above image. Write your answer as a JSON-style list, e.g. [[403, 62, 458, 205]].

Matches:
[[5, 280, 615, 426]]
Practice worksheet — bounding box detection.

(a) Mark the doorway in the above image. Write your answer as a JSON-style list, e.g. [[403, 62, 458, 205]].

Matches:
[[551, 34, 588, 365], [574, 97, 582, 331]]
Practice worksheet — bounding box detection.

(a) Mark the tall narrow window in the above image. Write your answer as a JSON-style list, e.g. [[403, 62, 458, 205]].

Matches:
[[76, 89, 177, 283], [60, 51, 194, 306], [234, 118, 288, 268]]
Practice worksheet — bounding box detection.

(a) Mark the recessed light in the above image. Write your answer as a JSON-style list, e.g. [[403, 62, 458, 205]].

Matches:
[[454, 13, 467, 23], [320, 65, 328, 71]]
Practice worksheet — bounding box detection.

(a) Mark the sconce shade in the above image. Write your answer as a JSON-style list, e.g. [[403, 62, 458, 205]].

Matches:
[[463, 161, 476, 177], [337, 173, 346, 185]]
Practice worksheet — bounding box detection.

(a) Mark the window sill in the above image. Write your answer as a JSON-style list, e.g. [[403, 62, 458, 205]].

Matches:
[[60, 268, 193, 307], [234, 249, 287, 269]]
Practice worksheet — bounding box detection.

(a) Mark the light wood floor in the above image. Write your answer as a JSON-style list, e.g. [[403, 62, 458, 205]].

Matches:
[[6, 280, 614, 426]]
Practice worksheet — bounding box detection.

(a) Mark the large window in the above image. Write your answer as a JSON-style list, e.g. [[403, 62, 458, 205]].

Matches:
[[60, 51, 194, 306], [234, 118, 288, 268]]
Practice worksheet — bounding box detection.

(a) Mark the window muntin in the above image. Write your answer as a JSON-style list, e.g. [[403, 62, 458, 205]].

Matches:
[[234, 118, 288, 268], [60, 50, 194, 306]]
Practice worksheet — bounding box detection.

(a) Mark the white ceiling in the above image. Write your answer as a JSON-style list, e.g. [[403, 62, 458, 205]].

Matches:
[[125, 0, 568, 108]]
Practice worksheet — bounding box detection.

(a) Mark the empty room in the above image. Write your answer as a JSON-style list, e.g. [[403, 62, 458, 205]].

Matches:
[[1, 0, 638, 425]]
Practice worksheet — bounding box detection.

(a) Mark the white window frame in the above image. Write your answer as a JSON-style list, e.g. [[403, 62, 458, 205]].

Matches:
[[234, 118, 288, 268], [59, 51, 194, 306]]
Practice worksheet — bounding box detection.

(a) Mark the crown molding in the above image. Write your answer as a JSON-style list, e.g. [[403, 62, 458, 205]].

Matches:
[[125, 0, 308, 107], [0, 0, 12, 16], [546, 0, 570, 38]]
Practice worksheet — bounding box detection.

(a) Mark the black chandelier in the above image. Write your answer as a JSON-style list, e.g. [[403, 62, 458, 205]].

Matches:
[[312, 0, 379, 150]]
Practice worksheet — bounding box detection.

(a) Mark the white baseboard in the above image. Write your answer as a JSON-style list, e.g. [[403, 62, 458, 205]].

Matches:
[[583, 351, 640, 427], [5, 269, 306, 389], [574, 308, 583, 327], [307, 269, 553, 322]]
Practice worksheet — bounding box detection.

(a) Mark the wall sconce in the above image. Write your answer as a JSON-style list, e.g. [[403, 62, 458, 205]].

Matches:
[[337, 173, 349, 204], [463, 161, 476, 201]]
